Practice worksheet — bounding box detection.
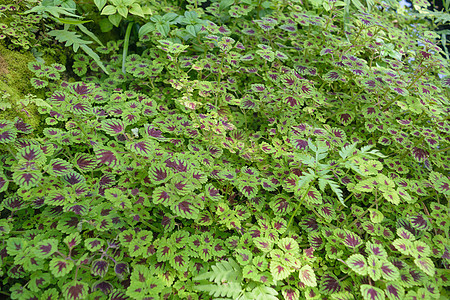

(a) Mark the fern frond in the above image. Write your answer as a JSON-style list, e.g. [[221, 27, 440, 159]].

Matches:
[[195, 282, 242, 299], [339, 143, 357, 160], [297, 169, 316, 190], [194, 258, 242, 284], [48, 29, 108, 74]]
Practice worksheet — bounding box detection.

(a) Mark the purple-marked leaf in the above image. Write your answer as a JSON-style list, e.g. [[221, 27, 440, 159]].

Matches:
[[366, 241, 387, 259], [169, 252, 189, 272], [114, 262, 129, 280], [128, 140, 155, 156], [49, 258, 74, 277], [205, 183, 222, 201], [70, 101, 91, 115], [308, 232, 323, 250], [270, 261, 291, 281], [91, 259, 109, 277], [414, 257, 435, 276], [299, 265, 317, 287], [31, 77, 48, 89], [92, 280, 113, 295], [254, 237, 274, 252], [412, 147, 429, 163], [319, 273, 341, 294], [278, 238, 299, 253], [302, 217, 319, 232], [269, 195, 294, 216], [409, 213, 430, 231], [63, 232, 81, 249], [47, 158, 72, 176], [346, 254, 368, 275], [171, 199, 199, 219], [62, 281, 88, 300], [85, 238, 104, 252], [16, 145, 46, 164], [152, 186, 178, 207], [384, 283, 404, 300], [411, 240, 431, 258], [73, 153, 97, 171], [440, 75, 450, 87], [392, 239, 413, 255], [148, 164, 172, 184], [337, 112, 354, 126], [304, 186, 322, 204], [282, 287, 299, 300], [102, 118, 125, 136], [95, 148, 119, 168], [34, 239, 58, 258], [0, 129, 17, 143], [235, 248, 253, 265], [343, 230, 362, 249], [360, 284, 385, 300], [317, 204, 336, 221], [323, 70, 342, 81], [14, 118, 33, 134], [13, 170, 42, 188], [380, 260, 399, 281], [238, 182, 258, 199]]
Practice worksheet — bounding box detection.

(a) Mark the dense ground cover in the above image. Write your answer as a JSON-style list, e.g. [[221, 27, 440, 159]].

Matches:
[[0, 0, 449, 299]]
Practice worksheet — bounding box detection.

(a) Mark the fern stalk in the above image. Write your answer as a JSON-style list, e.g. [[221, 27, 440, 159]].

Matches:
[[283, 182, 313, 238], [122, 22, 134, 74]]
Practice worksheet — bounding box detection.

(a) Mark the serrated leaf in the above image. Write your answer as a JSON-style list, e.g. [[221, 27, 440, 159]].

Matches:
[[49, 258, 74, 277], [360, 284, 385, 300], [270, 261, 291, 281], [414, 257, 435, 276], [47, 158, 73, 176], [299, 264, 317, 287], [84, 238, 104, 252], [62, 281, 88, 300], [346, 254, 368, 275], [384, 282, 404, 300], [91, 259, 109, 277], [379, 260, 399, 281]]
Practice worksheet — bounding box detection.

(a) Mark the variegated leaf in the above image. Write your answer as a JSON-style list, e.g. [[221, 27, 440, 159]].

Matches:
[[299, 265, 317, 287], [360, 284, 385, 300]]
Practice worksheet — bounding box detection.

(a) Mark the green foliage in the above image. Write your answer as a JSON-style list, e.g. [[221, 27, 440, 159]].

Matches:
[[0, 0, 450, 299]]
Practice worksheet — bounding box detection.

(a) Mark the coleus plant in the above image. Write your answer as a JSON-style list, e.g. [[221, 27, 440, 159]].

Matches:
[[0, 0, 450, 299]]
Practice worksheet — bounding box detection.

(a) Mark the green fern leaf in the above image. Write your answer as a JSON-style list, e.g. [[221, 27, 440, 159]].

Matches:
[[48, 29, 108, 74], [194, 258, 242, 284], [195, 282, 242, 298]]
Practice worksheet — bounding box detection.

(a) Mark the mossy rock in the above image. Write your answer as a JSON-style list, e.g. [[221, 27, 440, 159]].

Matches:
[[0, 42, 42, 129]]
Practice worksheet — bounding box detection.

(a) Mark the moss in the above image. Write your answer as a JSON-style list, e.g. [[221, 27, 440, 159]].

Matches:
[[0, 42, 42, 129]]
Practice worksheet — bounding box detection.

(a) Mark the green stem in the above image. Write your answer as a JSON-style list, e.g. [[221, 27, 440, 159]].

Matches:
[[141, 219, 162, 233], [122, 22, 134, 74], [432, 146, 450, 153], [348, 196, 378, 228], [283, 183, 313, 237]]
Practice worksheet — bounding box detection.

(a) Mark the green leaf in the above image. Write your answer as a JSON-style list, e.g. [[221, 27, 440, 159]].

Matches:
[[346, 254, 368, 275], [299, 265, 317, 287], [129, 3, 145, 17], [360, 284, 385, 300], [49, 258, 74, 277], [414, 257, 435, 276], [101, 5, 117, 15], [94, 0, 107, 10]]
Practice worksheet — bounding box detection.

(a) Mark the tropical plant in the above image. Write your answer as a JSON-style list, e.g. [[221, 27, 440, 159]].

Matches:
[[0, 0, 449, 299]]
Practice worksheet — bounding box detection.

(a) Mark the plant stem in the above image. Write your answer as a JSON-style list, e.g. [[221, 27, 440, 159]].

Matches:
[[283, 183, 313, 237], [122, 22, 134, 74]]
